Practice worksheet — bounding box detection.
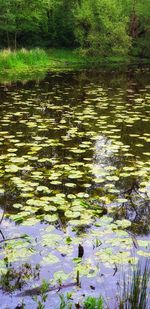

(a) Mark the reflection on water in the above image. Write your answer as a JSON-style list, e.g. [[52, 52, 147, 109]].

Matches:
[[0, 67, 150, 307]]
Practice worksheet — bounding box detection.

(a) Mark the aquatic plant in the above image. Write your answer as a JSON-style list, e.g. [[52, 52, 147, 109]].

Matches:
[[0, 67, 150, 308], [58, 294, 104, 309], [118, 261, 150, 309], [84, 296, 104, 309], [0, 263, 40, 292], [33, 279, 49, 309]]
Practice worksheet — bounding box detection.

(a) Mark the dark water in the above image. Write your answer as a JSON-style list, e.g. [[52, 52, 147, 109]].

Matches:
[[0, 67, 150, 308]]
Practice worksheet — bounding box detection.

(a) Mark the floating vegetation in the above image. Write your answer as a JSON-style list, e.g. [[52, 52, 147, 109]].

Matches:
[[0, 68, 150, 307]]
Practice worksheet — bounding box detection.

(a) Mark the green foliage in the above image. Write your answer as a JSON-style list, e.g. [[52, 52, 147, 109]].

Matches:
[[58, 294, 103, 309], [44, 0, 76, 47], [0, 47, 90, 75], [0, 48, 49, 71], [33, 279, 49, 309], [0, 0, 45, 49], [59, 294, 73, 309], [74, 0, 131, 56], [0, 0, 149, 57], [133, 0, 150, 57], [84, 296, 103, 309]]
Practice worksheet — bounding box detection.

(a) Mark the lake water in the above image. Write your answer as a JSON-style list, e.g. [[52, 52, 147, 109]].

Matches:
[[0, 67, 150, 308]]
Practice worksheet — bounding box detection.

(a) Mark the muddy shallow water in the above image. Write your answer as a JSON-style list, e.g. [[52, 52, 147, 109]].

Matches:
[[0, 67, 150, 308]]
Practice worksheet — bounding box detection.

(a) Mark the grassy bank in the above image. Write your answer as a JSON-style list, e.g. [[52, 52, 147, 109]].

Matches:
[[0, 48, 87, 83], [0, 47, 143, 73], [0, 48, 87, 73], [0, 48, 149, 84]]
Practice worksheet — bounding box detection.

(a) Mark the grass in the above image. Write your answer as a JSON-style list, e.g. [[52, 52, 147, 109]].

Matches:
[[0, 48, 87, 83], [0, 48, 149, 84], [0, 48, 140, 73], [118, 261, 150, 309], [47, 48, 87, 65], [0, 48, 87, 74], [0, 48, 50, 72]]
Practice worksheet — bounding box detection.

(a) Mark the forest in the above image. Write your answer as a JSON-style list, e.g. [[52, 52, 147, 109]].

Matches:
[[0, 0, 150, 58]]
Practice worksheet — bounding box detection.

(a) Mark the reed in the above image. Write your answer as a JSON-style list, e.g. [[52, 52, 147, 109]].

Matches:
[[118, 260, 150, 309]]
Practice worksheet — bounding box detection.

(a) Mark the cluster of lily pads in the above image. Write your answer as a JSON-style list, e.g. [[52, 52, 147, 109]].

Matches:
[[0, 71, 149, 306]]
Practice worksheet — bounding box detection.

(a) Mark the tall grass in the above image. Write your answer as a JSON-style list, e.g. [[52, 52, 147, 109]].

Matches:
[[118, 261, 150, 309], [0, 48, 88, 76], [0, 48, 134, 77], [0, 48, 50, 71]]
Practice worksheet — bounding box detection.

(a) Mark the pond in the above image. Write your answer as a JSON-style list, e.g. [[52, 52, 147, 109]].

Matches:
[[0, 67, 150, 308]]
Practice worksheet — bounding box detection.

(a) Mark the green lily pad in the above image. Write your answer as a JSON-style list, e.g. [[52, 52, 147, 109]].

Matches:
[[42, 253, 59, 265]]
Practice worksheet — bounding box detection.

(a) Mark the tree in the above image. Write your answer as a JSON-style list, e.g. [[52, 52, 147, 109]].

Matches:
[[0, 0, 149, 58], [74, 0, 131, 56], [0, 0, 45, 49], [121, 0, 150, 57], [42, 0, 76, 47], [133, 0, 150, 57], [0, 0, 16, 48]]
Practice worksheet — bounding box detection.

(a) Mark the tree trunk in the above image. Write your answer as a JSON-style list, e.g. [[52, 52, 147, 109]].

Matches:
[[130, 0, 138, 38], [14, 32, 17, 50], [6, 31, 10, 49]]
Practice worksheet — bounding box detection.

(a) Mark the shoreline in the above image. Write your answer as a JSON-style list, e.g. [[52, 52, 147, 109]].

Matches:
[[0, 48, 149, 84]]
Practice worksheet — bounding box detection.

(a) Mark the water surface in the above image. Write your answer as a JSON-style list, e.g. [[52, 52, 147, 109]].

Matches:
[[0, 67, 150, 308]]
